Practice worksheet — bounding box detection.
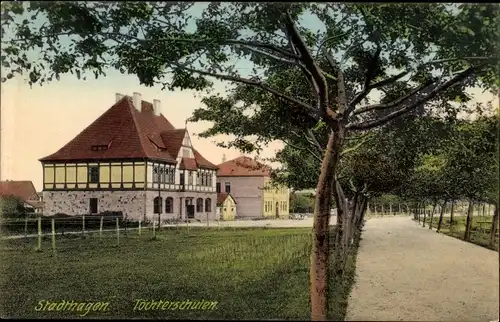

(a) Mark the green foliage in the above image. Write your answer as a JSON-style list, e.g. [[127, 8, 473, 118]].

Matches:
[[290, 193, 315, 213], [0, 196, 26, 217], [402, 115, 499, 204]]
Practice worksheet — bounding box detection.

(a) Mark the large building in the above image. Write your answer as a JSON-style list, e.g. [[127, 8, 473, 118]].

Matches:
[[40, 93, 218, 222], [216, 156, 289, 219]]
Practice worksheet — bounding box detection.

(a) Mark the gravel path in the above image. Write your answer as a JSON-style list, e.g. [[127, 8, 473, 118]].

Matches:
[[346, 216, 499, 322]]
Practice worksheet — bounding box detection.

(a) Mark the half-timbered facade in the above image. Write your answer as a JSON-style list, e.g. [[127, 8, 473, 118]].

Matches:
[[40, 93, 218, 222]]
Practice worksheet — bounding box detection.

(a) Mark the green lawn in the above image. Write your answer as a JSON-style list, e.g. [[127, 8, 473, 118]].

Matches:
[[0, 227, 358, 320], [421, 215, 499, 251]]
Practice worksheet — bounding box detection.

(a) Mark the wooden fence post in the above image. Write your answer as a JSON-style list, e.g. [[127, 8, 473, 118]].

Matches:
[[207, 213, 209, 227], [24, 215, 28, 239], [116, 218, 120, 245], [153, 217, 157, 239], [138, 220, 142, 236], [82, 215, 85, 238], [99, 216, 103, 239], [124, 214, 128, 236], [51, 218, 56, 255], [36, 216, 42, 251]]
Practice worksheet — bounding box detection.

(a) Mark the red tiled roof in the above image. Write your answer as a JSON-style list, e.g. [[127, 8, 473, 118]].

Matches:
[[217, 192, 236, 206], [0, 181, 39, 202], [161, 129, 186, 159], [193, 149, 218, 170], [39, 95, 217, 170], [179, 157, 198, 171], [217, 156, 271, 177]]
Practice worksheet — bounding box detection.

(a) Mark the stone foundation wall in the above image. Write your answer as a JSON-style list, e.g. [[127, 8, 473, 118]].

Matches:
[[42, 190, 218, 223], [42, 190, 146, 221], [145, 191, 218, 222]]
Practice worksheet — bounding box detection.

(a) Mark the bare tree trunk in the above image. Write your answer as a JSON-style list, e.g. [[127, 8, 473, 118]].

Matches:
[[422, 211, 427, 228], [489, 204, 498, 248], [482, 203, 486, 217], [437, 200, 448, 233], [310, 129, 343, 321], [449, 200, 455, 231], [464, 200, 473, 241], [429, 201, 437, 230], [381, 204, 385, 216], [356, 199, 368, 229]]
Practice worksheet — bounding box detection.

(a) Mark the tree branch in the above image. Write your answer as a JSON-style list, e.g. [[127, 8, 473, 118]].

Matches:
[[283, 138, 323, 163], [352, 78, 436, 116], [347, 66, 478, 131], [346, 56, 498, 114], [236, 44, 303, 66], [283, 12, 338, 124], [173, 62, 319, 119], [346, 43, 383, 114], [305, 129, 325, 153]]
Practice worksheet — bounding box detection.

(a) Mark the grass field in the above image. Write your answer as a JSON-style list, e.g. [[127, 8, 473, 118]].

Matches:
[[421, 215, 499, 251], [0, 227, 358, 320]]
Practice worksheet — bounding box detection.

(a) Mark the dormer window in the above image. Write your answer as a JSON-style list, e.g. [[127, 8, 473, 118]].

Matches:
[[91, 145, 108, 151]]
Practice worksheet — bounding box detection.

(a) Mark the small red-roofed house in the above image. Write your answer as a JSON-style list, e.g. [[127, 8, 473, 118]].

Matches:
[[216, 192, 237, 221], [39, 93, 218, 222], [0, 180, 43, 213], [216, 156, 289, 219]]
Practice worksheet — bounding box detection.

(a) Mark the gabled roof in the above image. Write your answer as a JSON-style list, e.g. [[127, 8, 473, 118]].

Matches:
[[179, 157, 198, 171], [217, 156, 271, 177], [217, 192, 236, 206], [25, 200, 44, 209], [0, 180, 39, 202], [39, 95, 218, 170]]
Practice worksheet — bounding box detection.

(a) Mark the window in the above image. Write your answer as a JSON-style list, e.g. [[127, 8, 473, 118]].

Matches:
[[216, 182, 221, 193], [200, 172, 204, 186], [91, 145, 108, 151], [165, 168, 175, 183], [165, 197, 173, 213], [196, 172, 200, 185], [180, 173, 185, 185], [88, 166, 99, 183], [208, 172, 212, 186], [205, 198, 212, 213], [188, 171, 193, 185], [154, 196, 163, 214], [89, 198, 98, 214], [265, 202, 268, 213], [153, 165, 165, 183], [196, 198, 204, 212], [225, 182, 231, 193]]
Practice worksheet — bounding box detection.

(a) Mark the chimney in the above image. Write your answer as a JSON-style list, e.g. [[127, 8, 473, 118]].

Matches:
[[153, 99, 161, 116], [132, 92, 141, 112], [115, 93, 124, 103]]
